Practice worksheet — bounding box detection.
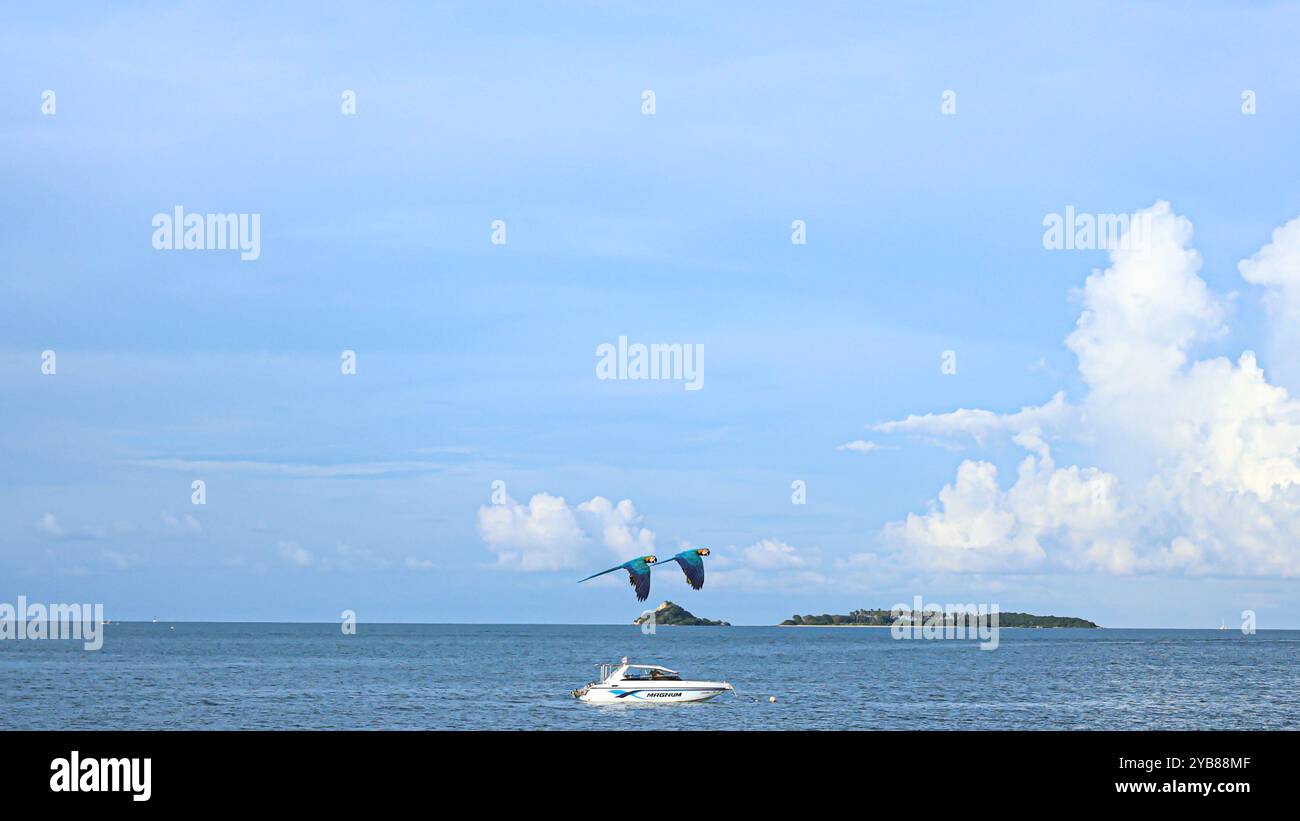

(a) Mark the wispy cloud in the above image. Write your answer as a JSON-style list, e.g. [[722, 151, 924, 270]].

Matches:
[[37, 513, 64, 537], [137, 459, 446, 477], [161, 512, 202, 533], [874, 392, 1071, 446], [102, 549, 144, 570], [837, 439, 879, 454], [278, 541, 314, 568], [35, 513, 133, 541]]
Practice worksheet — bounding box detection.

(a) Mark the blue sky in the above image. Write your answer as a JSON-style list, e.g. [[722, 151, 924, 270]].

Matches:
[[4, 2, 1300, 626]]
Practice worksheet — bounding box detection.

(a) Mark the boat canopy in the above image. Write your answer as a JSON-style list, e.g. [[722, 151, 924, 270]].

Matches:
[[623, 664, 678, 674], [596, 661, 681, 683]]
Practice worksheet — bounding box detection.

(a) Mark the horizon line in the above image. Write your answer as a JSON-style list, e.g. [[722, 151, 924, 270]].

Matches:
[[86, 620, 1300, 630]]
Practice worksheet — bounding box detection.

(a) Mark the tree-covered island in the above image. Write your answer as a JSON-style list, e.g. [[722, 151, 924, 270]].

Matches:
[[780, 608, 1098, 628]]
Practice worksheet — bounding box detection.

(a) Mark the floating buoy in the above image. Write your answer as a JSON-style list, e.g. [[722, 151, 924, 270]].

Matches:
[[769, 696, 777, 703]]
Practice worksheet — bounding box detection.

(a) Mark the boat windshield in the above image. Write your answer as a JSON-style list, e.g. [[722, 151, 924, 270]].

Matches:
[[622, 668, 681, 681]]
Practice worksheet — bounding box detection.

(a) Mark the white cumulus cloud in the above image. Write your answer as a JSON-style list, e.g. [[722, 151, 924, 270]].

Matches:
[[1239, 214, 1300, 391], [708, 538, 826, 591], [875, 202, 1300, 577], [477, 492, 654, 571], [742, 538, 820, 569]]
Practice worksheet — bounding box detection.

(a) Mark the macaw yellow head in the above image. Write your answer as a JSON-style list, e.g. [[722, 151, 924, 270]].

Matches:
[[645, 555, 658, 564], [697, 547, 710, 557]]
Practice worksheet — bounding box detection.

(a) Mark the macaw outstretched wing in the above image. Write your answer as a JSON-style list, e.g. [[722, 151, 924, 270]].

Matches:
[[627, 565, 652, 601], [666, 551, 705, 590], [579, 557, 653, 601]]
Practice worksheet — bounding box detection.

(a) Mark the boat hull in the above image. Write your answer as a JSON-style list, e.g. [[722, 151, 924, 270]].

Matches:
[[578, 683, 731, 703]]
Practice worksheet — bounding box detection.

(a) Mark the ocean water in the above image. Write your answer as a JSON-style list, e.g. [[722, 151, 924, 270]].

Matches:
[[1, 623, 1296, 730]]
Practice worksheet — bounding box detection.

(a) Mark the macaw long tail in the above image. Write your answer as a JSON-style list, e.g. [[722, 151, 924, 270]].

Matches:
[[578, 566, 622, 583]]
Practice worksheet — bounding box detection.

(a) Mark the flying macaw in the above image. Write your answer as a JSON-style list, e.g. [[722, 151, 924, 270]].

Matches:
[[659, 547, 709, 590], [578, 555, 658, 601]]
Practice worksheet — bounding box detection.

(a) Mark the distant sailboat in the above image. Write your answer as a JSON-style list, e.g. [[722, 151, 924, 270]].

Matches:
[[1218, 619, 1226, 630]]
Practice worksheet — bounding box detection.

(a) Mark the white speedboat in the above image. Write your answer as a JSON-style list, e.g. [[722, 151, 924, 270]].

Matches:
[[571, 658, 733, 703]]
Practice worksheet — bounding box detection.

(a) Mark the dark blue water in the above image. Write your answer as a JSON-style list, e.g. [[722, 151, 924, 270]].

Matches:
[[1, 624, 1296, 729]]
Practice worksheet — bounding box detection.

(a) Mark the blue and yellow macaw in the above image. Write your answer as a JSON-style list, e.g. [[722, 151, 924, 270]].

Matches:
[[659, 547, 709, 590], [578, 555, 658, 601]]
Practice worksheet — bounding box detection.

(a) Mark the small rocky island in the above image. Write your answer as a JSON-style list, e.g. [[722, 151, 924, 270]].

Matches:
[[634, 601, 730, 626], [780, 608, 1098, 628]]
